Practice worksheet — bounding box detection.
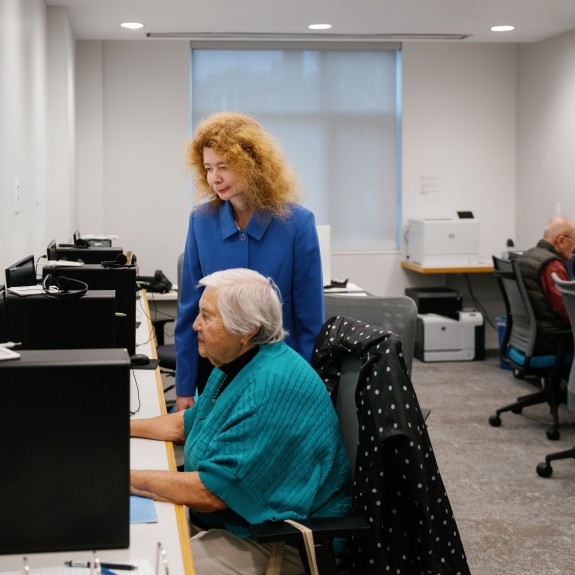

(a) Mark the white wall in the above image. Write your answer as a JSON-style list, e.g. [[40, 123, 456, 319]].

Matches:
[[75, 40, 191, 282], [0, 0, 47, 268], [517, 29, 575, 249], [0, 1, 75, 274]]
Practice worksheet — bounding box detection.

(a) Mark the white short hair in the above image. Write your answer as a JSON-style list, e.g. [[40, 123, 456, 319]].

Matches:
[[198, 268, 286, 345]]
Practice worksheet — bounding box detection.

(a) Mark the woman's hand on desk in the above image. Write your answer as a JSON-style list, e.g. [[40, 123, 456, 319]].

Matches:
[[130, 469, 227, 513], [130, 411, 186, 444]]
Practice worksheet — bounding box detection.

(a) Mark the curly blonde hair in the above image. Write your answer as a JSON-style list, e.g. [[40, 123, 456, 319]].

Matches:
[[187, 111, 301, 217]]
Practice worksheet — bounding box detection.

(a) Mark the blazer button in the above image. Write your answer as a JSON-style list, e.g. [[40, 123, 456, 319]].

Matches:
[[239, 232, 247, 241]]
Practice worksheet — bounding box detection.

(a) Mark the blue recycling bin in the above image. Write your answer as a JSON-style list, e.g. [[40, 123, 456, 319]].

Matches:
[[496, 315, 512, 370]]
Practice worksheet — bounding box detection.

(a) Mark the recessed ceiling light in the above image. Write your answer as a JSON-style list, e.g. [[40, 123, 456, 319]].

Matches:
[[121, 22, 145, 30], [308, 24, 332, 30], [491, 25, 515, 32]]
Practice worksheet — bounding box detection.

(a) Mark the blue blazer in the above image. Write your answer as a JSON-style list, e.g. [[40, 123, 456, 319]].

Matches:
[[174, 201, 325, 397]]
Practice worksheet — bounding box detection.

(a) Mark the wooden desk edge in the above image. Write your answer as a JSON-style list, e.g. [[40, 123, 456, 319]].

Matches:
[[141, 291, 195, 575], [400, 260, 494, 274]]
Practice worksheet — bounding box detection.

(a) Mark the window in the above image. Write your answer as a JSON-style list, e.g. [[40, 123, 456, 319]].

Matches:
[[190, 44, 402, 251]]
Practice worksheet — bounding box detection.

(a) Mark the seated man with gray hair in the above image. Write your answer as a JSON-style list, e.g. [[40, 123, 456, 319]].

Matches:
[[517, 215, 575, 355], [131, 268, 351, 575]]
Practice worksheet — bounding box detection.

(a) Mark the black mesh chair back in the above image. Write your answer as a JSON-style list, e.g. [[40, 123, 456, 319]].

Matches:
[[492, 255, 537, 360]]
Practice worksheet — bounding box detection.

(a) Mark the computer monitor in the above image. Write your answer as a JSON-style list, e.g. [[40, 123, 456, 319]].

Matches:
[[2, 290, 117, 350], [42, 264, 137, 355], [5, 254, 36, 288], [0, 348, 130, 554]]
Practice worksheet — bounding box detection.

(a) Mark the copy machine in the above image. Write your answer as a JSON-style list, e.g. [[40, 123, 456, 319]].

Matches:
[[405, 287, 485, 362]]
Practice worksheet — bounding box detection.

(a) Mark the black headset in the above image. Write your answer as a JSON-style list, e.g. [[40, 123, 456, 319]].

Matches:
[[101, 253, 137, 269], [43, 274, 89, 300]]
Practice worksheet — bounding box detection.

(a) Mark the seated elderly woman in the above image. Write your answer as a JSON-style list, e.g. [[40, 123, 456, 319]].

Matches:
[[131, 268, 351, 575]]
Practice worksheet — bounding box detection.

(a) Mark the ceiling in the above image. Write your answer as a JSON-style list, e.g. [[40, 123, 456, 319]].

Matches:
[[47, 0, 575, 44]]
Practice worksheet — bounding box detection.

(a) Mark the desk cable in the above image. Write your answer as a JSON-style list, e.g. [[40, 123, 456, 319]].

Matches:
[[130, 368, 141, 416], [464, 273, 496, 331]]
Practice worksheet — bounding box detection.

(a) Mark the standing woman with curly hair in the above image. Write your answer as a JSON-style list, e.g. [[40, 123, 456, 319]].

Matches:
[[174, 111, 325, 410]]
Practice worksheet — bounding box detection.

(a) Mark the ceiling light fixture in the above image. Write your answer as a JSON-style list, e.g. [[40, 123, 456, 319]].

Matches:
[[491, 25, 515, 32], [121, 22, 145, 30], [308, 24, 332, 30]]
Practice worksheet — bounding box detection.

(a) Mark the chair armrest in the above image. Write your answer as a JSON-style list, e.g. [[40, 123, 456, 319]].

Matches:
[[251, 516, 370, 575], [251, 515, 370, 543]]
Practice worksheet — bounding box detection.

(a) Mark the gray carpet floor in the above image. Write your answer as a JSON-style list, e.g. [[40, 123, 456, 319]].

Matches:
[[411, 350, 575, 575]]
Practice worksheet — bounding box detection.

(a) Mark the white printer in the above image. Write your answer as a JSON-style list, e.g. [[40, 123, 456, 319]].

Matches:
[[406, 218, 479, 267], [414, 310, 485, 362], [406, 288, 485, 362]]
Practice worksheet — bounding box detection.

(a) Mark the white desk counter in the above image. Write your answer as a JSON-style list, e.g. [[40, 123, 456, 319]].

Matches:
[[0, 292, 194, 575]]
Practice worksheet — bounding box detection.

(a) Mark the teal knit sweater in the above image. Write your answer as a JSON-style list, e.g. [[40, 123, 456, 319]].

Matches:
[[183, 341, 351, 537]]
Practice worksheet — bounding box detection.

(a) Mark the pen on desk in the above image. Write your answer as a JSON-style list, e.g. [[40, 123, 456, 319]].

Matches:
[[65, 561, 137, 571]]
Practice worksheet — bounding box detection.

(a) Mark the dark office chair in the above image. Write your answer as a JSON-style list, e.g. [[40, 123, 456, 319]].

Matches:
[[252, 312, 469, 575], [152, 254, 183, 390], [537, 273, 575, 477], [489, 256, 572, 440]]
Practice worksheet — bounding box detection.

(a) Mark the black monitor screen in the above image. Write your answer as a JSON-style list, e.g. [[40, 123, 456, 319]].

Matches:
[[0, 348, 130, 554], [5, 255, 36, 288]]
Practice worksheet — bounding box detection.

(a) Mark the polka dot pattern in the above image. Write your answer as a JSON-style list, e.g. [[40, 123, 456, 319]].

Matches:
[[312, 316, 470, 575]]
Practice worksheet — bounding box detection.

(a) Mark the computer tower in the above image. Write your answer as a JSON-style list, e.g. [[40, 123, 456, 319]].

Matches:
[[0, 348, 130, 554], [3, 290, 116, 350], [43, 264, 136, 355], [48, 244, 123, 264]]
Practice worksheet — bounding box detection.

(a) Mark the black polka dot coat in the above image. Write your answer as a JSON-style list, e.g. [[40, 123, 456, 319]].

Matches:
[[312, 316, 471, 575]]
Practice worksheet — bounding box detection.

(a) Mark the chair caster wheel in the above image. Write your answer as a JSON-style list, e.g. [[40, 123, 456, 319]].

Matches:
[[510, 406, 523, 414], [536, 462, 553, 477], [546, 428, 560, 441], [489, 415, 501, 427], [513, 369, 525, 379]]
